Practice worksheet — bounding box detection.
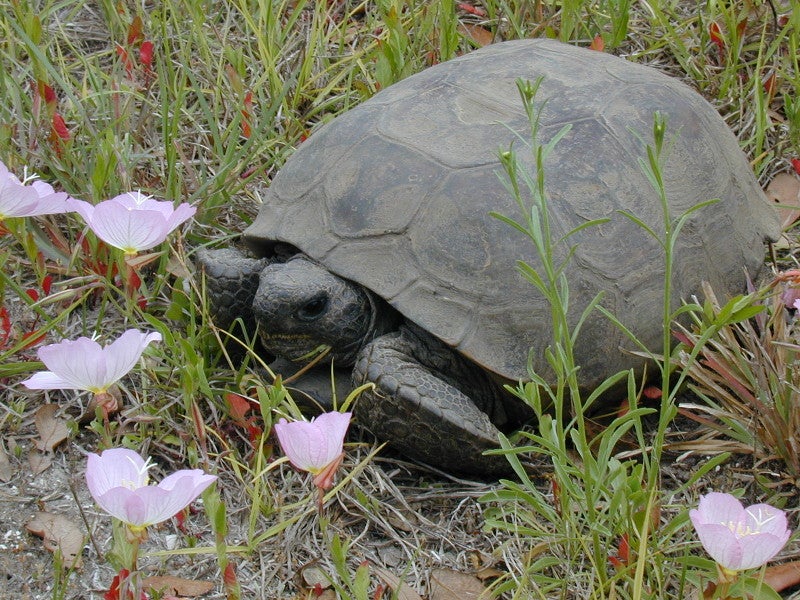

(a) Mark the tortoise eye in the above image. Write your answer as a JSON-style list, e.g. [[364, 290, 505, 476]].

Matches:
[[296, 294, 329, 322]]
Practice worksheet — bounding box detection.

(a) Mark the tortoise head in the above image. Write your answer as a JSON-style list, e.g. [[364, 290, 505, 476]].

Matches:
[[253, 256, 384, 366]]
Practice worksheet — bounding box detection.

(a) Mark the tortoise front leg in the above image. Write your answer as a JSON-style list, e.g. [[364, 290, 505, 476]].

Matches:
[[352, 324, 522, 476], [195, 247, 270, 335]]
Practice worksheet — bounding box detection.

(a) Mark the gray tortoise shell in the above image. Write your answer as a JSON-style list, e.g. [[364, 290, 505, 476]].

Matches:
[[244, 38, 779, 386]]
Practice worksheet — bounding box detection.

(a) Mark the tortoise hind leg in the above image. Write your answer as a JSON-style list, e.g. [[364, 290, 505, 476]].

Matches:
[[352, 324, 523, 476]]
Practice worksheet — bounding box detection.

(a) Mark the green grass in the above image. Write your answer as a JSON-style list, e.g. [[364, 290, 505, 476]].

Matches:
[[1, 1, 799, 599]]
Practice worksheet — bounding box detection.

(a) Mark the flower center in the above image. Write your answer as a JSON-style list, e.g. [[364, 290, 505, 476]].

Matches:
[[725, 520, 756, 537], [723, 507, 777, 537], [121, 454, 154, 489]]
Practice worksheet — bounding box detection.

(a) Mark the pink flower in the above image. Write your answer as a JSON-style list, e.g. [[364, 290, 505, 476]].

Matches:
[[0, 160, 72, 219], [274, 411, 351, 474], [68, 191, 196, 255], [690, 492, 791, 571], [22, 329, 162, 393], [86, 448, 216, 529]]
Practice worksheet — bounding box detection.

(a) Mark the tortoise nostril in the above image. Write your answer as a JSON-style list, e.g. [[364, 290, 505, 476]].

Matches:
[[296, 294, 329, 322]]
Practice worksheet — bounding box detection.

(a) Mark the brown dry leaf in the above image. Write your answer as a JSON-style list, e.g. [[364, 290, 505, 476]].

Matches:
[[474, 566, 505, 581], [764, 560, 800, 592], [0, 444, 13, 482], [28, 448, 52, 475], [765, 172, 800, 229], [300, 564, 331, 590], [34, 404, 70, 452], [429, 568, 487, 600], [142, 575, 215, 597], [457, 23, 493, 47], [374, 566, 423, 600], [25, 511, 84, 569]]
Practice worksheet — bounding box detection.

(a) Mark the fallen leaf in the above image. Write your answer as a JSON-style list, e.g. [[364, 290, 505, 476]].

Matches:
[[764, 560, 800, 592], [300, 564, 330, 590], [0, 444, 12, 482], [28, 449, 52, 475], [765, 172, 800, 229], [142, 575, 214, 597], [457, 23, 493, 47], [429, 568, 487, 600], [374, 566, 423, 600], [474, 565, 505, 581], [25, 511, 84, 569], [34, 404, 69, 452]]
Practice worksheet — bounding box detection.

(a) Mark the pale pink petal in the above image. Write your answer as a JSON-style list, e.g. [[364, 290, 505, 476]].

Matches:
[[35, 337, 110, 391], [690, 520, 743, 569], [745, 504, 789, 538], [21, 370, 79, 390], [275, 412, 351, 472], [737, 531, 790, 570], [690, 493, 792, 571], [0, 161, 71, 217], [694, 492, 745, 524], [274, 419, 317, 471], [108, 191, 151, 209], [30, 179, 57, 197], [313, 411, 351, 460], [137, 471, 216, 523], [97, 472, 215, 526], [89, 201, 170, 252], [95, 487, 152, 525], [157, 469, 217, 493], [24, 330, 160, 393], [86, 449, 148, 499], [100, 330, 162, 384], [164, 203, 197, 233], [66, 197, 95, 222], [0, 182, 41, 217]]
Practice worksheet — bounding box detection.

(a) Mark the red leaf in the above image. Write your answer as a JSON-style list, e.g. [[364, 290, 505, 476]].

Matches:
[[104, 569, 147, 600], [0, 307, 10, 349], [127, 15, 144, 46], [139, 40, 154, 68], [223, 562, 239, 589], [116, 44, 134, 76], [26, 288, 39, 302], [763, 72, 777, 99], [126, 268, 142, 293], [736, 17, 747, 37], [226, 392, 253, 424], [642, 385, 662, 400], [589, 35, 605, 52], [791, 158, 800, 176], [174, 507, 187, 533], [42, 275, 52, 296], [709, 22, 725, 52], [618, 533, 630, 563], [457, 2, 487, 17], [672, 329, 695, 349], [20, 330, 46, 349], [38, 81, 57, 108], [241, 91, 253, 139], [51, 113, 70, 140]]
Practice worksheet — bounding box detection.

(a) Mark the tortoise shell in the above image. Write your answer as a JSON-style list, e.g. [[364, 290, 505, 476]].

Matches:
[[244, 38, 779, 387]]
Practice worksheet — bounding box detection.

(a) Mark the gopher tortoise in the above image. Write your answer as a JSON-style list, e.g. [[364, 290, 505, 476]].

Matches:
[[200, 38, 779, 475]]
